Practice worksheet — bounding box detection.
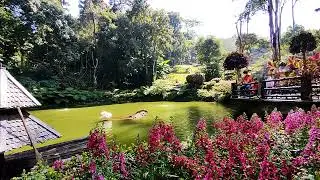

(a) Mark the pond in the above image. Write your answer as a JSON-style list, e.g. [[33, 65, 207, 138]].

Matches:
[[21, 102, 232, 151]]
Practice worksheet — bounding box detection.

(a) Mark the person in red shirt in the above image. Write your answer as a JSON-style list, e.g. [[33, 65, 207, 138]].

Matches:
[[240, 70, 254, 96], [242, 70, 254, 84]]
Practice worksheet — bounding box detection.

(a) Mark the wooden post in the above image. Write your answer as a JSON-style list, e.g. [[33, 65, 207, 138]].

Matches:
[[0, 152, 5, 179], [17, 107, 42, 161], [301, 73, 312, 101], [231, 83, 238, 98], [261, 81, 266, 99]]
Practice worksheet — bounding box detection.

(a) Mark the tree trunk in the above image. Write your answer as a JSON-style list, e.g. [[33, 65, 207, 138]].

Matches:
[[0, 153, 4, 179], [268, 0, 276, 61], [274, 0, 280, 62], [278, 0, 286, 61], [236, 68, 241, 83], [292, 0, 296, 33], [152, 45, 157, 83], [303, 51, 307, 71], [301, 51, 312, 101], [236, 20, 244, 53], [246, 16, 249, 34], [92, 12, 98, 87], [145, 58, 149, 85]]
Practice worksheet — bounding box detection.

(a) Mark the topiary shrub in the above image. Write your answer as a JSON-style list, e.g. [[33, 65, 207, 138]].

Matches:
[[289, 32, 317, 70], [186, 73, 204, 88], [223, 52, 248, 82]]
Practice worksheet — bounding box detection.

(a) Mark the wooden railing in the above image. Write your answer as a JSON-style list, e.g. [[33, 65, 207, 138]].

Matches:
[[2, 137, 88, 179], [231, 76, 317, 101]]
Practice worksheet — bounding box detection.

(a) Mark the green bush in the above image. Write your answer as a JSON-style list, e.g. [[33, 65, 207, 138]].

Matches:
[[26, 78, 231, 107], [202, 79, 217, 90], [143, 79, 176, 99], [197, 80, 232, 102], [33, 87, 109, 107], [203, 62, 221, 81], [186, 73, 204, 88]]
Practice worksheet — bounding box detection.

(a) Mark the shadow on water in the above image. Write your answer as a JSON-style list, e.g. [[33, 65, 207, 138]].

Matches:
[[187, 106, 202, 126]]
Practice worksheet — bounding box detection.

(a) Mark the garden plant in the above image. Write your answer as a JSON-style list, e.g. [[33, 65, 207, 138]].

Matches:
[[15, 106, 320, 179]]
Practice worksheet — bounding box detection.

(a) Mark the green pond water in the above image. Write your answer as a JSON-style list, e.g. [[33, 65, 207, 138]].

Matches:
[[10, 102, 233, 153]]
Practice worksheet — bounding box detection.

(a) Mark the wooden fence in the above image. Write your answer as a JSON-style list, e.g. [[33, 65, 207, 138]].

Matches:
[[231, 75, 319, 102], [1, 137, 88, 180]]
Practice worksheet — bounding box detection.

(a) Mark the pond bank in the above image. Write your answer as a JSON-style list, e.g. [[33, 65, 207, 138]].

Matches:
[[10, 102, 232, 154]]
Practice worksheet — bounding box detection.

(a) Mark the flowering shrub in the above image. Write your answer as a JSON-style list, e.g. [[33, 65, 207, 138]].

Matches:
[[15, 106, 320, 180]]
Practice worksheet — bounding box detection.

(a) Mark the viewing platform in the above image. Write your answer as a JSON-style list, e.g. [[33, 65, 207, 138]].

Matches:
[[231, 75, 320, 103]]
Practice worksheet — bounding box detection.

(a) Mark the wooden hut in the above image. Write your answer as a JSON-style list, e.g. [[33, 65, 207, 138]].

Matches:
[[0, 65, 61, 176]]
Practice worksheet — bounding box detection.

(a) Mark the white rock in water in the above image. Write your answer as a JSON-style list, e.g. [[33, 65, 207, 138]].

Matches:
[[100, 111, 112, 120]]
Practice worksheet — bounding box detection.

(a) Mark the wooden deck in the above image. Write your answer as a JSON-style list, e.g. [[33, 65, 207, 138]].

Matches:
[[231, 76, 320, 103], [2, 137, 88, 180]]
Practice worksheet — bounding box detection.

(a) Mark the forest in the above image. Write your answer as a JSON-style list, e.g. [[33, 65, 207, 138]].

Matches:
[[1, 0, 203, 89]]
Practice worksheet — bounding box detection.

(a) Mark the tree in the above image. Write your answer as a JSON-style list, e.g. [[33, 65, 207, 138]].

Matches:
[[239, 0, 287, 61], [223, 52, 249, 82], [289, 32, 317, 71], [291, 0, 298, 33], [289, 32, 317, 100], [235, 33, 259, 53], [79, 0, 107, 87], [196, 37, 223, 80], [281, 25, 305, 45]]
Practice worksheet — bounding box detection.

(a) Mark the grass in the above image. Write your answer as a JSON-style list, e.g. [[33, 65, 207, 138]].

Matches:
[[8, 102, 231, 154], [168, 65, 203, 84]]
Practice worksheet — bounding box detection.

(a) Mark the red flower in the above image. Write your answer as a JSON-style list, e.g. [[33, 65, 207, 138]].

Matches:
[[89, 161, 96, 174], [258, 159, 279, 180], [87, 129, 109, 157], [52, 160, 64, 171]]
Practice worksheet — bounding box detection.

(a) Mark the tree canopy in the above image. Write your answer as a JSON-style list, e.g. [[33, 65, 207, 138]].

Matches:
[[0, 0, 200, 89]]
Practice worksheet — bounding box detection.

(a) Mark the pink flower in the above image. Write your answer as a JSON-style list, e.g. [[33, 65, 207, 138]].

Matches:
[[95, 175, 104, 180], [196, 119, 207, 131], [87, 129, 109, 157], [258, 159, 279, 180], [53, 160, 64, 171], [303, 126, 320, 156], [148, 121, 181, 152], [115, 152, 128, 178], [266, 109, 283, 127], [89, 161, 96, 174], [281, 160, 294, 179]]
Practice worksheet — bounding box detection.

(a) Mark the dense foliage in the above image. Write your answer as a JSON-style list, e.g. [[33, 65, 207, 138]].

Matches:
[[289, 32, 317, 56], [186, 73, 204, 88], [15, 106, 320, 179], [195, 37, 223, 80], [0, 0, 204, 90], [29, 78, 231, 107], [223, 52, 248, 70]]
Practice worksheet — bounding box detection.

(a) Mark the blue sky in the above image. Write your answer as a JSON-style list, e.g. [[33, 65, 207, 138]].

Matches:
[[67, 0, 320, 38]]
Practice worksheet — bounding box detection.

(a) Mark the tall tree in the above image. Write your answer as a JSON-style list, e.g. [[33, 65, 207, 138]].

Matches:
[[196, 36, 223, 80], [239, 0, 287, 61], [291, 0, 298, 33], [281, 25, 305, 45], [79, 0, 106, 87]]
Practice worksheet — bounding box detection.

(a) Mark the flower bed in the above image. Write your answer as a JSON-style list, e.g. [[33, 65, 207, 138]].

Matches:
[[15, 106, 320, 179]]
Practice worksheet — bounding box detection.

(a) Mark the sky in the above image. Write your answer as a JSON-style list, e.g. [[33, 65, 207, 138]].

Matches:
[[68, 0, 320, 38]]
